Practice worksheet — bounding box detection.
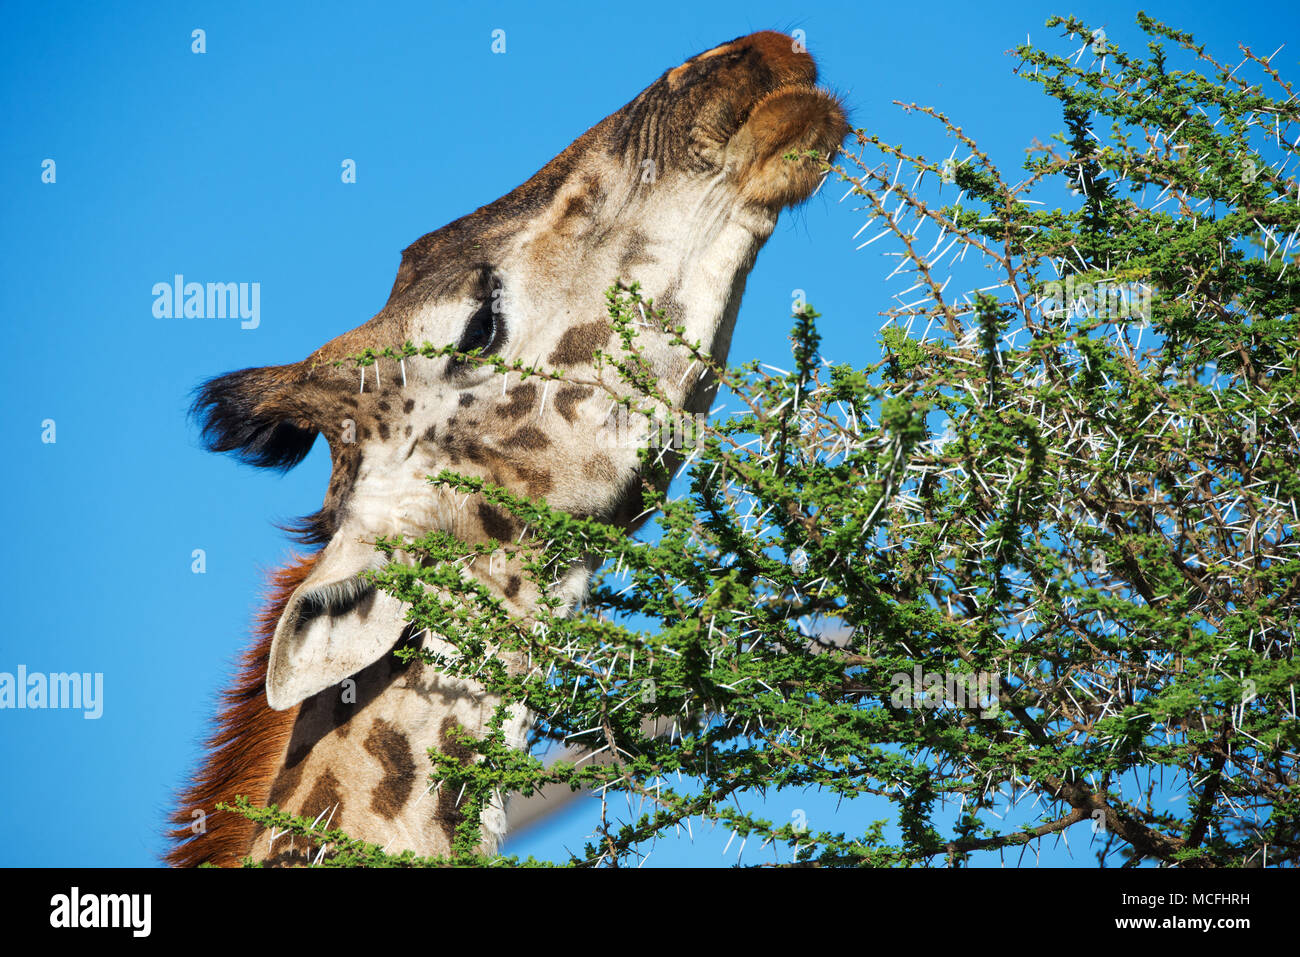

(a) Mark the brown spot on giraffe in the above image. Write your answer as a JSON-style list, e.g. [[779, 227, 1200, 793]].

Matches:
[[584, 453, 617, 484], [618, 228, 654, 274], [460, 436, 488, 464], [363, 717, 417, 820], [548, 320, 611, 366], [500, 383, 536, 419], [300, 768, 345, 830], [514, 464, 552, 498], [553, 384, 591, 424], [434, 716, 477, 845], [559, 191, 592, 222], [477, 502, 517, 543], [505, 425, 549, 451]]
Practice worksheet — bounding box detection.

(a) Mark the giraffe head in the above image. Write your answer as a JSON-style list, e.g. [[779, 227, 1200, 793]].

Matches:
[[193, 31, 847, 712]]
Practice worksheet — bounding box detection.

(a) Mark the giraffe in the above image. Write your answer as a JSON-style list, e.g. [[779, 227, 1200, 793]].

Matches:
[[167, 30, 848, 866]]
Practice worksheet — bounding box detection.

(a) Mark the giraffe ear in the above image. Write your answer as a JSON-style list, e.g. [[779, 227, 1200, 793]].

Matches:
[[191, 365, 318, 471], [265, 534, 410, 710]]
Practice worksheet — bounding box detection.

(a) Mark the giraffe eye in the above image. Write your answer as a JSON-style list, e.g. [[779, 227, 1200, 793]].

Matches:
[[457, 301, 497, 355], [455, 273, 505, 360]]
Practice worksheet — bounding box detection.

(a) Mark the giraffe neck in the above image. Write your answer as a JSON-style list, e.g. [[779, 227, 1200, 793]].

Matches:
[[249, 570, 545, 864]]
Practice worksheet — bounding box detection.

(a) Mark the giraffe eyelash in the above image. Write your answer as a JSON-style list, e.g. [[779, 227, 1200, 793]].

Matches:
[[295, 574, 375, 620]]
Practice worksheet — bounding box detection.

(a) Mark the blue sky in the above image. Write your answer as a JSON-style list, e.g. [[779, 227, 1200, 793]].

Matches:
[[1, 0, 1293, 866]]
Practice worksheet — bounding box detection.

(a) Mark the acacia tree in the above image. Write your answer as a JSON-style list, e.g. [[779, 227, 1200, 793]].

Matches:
[[229, 13, 1300, 867]]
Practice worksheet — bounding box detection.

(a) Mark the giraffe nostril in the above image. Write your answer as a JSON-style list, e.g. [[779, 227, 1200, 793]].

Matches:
[[734, 30, 817, 88]]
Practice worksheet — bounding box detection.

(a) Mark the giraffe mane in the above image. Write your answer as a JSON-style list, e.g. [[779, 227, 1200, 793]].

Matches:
[[165, 554, 318, 867]]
